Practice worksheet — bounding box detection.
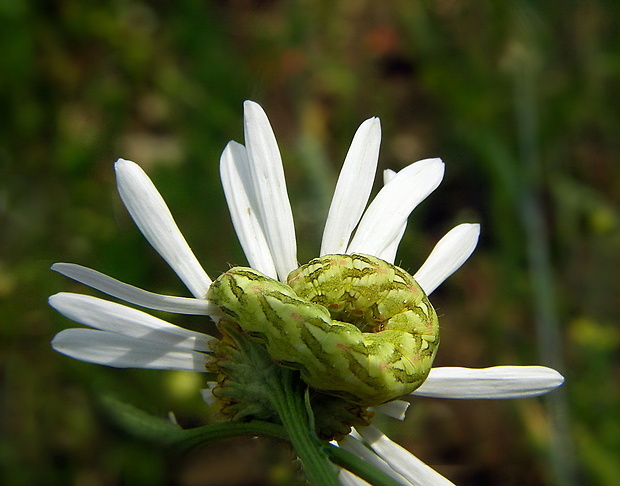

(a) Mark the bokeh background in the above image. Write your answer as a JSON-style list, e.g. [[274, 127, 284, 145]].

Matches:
[[1, 1, 619, 485]]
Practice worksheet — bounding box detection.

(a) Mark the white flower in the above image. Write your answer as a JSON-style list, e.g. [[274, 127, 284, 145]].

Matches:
[[50, 100, 564, 486]]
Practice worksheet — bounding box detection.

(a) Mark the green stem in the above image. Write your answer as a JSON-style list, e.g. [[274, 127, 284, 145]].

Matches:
[[179, 419, 402, 486], [266, 369, 340, 486], [104, 393, 402, 486], [100, 394, 289, 450], [175, 421, 289, 451], [326, 443, 404, 486]]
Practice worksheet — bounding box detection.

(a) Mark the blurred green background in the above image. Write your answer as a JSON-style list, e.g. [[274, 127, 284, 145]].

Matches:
[[1, 1, 619, 485]]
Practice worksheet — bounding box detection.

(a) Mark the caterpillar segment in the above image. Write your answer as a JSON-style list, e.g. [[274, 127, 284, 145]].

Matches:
[[207, 253, 439, 406]]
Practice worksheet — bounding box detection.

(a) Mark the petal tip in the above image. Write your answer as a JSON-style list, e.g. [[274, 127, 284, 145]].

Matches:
[[50, 329, 71, 351], [243, 100, 264, 116], [549, 368, 565, 387], [114, 158, 134, 170], [461, 222, 481, 240], [363, 116, 381, 129], [114, 159, 142, 179]]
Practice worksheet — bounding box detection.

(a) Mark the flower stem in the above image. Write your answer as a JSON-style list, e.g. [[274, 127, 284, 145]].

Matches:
[[103, 393, 402, 485], [266, 368, 340, 486], [100, 394, 288, 449], [174, 421, 289, 451], [326, 444, 404, 486]]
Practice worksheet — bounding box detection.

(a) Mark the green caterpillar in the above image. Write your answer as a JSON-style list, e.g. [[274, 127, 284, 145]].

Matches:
[[207, 253, 439, 406]]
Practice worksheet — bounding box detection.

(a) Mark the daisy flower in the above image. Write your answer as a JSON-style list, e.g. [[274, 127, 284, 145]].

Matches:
[[50, 101, 564, 485]]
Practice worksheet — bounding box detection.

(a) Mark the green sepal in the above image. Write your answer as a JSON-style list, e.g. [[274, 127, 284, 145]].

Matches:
[[207, 321, 279, 422]]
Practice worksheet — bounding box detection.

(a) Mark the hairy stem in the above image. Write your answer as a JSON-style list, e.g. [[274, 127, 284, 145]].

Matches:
[[266, 368, 340, 486]]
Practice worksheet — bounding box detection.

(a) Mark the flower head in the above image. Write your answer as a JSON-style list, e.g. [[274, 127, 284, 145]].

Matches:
[[51, 101, 564, 485]]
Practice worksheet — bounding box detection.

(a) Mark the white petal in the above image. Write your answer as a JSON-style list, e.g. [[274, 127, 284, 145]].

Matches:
[[412, 366, 565, 399], [52, 329, 209, 371], [355, 426, 456, 486], [347, 159, 445, 257], [49, 293, 214, 352], [200, 385, 218, 407], [115, 159, 212, 298], [51, 263, 217, 316], [338, 468, 370, 486], [321, 118, 381, 256], [339, 435, 412, 485], [414, 223, 480, 295], [220, 141, 278, 278], [371, 400, 410, 421], [243, 101, 298, 280], [375, 169, 407, 264]]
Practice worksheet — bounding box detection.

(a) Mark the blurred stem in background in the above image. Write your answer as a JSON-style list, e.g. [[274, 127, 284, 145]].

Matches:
[[508, 5, 576, 485]]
